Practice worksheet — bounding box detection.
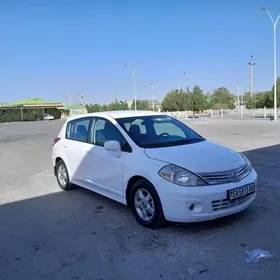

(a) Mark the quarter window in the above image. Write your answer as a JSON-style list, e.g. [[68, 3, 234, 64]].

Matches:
[[66, 117, 91, 142]]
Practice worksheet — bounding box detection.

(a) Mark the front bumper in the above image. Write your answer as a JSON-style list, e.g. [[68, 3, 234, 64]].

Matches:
[[158, 168, 258, 223]]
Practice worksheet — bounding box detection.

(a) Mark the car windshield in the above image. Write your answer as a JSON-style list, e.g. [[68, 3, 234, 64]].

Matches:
[[116, 115, 205, 148]]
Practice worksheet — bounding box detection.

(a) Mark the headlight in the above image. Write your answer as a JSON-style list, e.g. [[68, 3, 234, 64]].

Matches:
[[239, 153, 252, 171], [158, 164, 208, 187]]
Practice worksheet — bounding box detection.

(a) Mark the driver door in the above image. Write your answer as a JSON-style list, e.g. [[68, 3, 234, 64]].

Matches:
[[83, 117, 128, 203]]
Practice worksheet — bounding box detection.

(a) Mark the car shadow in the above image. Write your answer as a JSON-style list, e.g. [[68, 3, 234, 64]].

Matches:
[[1, 144, 280, 279]]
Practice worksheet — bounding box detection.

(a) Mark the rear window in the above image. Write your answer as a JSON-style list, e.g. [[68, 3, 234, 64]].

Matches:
[[66, 117, 91, 143]]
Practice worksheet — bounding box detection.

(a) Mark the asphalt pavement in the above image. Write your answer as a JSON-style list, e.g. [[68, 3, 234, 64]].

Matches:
[[0, 118, 280, 280]]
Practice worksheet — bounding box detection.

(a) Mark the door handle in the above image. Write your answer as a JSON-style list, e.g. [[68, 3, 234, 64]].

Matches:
[[87, 151, 93, 154], [63, 145, 68, 148]]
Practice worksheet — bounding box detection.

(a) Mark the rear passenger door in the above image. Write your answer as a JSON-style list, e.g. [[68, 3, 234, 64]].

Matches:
[[64, 117, 93, 184]]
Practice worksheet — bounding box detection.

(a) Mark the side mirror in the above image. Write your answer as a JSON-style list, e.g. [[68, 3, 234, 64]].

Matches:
[[104, 140, 122, 158]]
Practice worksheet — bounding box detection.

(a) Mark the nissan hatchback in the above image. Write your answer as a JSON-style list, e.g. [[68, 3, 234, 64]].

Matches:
[[52, 110, 257, 228]]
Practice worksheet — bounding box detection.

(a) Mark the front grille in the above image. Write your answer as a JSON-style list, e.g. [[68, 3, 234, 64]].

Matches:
[[198, 163, 251, 185], [212, 194, 253, 211]]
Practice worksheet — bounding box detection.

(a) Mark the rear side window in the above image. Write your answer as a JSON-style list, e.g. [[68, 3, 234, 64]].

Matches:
[[66, 117, 91, 143]]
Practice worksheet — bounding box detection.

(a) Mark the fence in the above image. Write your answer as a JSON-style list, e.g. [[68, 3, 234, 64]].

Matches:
[[0, 107, 62, 123], [166, 107, 280, 120]]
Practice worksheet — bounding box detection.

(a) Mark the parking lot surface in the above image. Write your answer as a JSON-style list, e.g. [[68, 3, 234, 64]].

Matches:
[[0, 118, 280, 280]]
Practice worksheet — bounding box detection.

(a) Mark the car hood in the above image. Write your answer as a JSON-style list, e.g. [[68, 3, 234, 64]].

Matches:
[[144, 140, 245, 173]]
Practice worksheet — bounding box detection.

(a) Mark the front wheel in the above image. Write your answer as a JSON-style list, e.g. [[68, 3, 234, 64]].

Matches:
[[130, 179, 166, 229]]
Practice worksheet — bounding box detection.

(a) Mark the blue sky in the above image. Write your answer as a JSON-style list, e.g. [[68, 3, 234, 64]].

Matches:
[[1, 0, 280, 104]]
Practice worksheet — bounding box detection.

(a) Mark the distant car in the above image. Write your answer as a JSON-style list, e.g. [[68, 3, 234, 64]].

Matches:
[[44, 114, 54, 120], [52, 110, 257, 229]]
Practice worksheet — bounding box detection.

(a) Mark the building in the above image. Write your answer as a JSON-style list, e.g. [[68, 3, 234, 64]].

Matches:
[[61, 103, 88, 118], [0, 102, 8, 107], [0, 98, 64, 122], [0, 98, 89, 123]]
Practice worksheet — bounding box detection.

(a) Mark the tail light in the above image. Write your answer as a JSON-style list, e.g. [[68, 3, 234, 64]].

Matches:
[[53, 137, 61, 146]]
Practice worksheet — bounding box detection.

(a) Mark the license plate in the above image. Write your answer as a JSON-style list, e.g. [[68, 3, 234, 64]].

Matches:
[[227, 183, 255, 201]]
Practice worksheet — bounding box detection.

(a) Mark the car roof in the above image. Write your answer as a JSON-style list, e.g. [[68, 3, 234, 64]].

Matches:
[[67, 110, 166, 121]]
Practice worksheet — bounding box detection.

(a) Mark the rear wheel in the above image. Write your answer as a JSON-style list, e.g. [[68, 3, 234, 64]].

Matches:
[[56, 160, 74, 191], [130, 179, 166, 229]]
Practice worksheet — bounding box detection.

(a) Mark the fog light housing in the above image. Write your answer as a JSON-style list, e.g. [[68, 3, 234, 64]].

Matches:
[[188, 202, 203, 214]]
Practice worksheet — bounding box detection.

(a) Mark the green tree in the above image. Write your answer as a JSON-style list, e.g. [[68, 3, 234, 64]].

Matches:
[[86, 100, 129, 113], [100, 104, 108, 111], [246, 96, 257, 109], [86, 103, 102, 113], [107, 100, 129, 111], [188, 85, 207, 113], [131, 100, 150, 110], [210, 87, 235, 109], [242, 92, 252, 104], [271, 76, 280, 107], [161, 89, 188, 111], [255, 91, 273, 108], [118, 100, 130, 110], [228, 103, 236, 109]]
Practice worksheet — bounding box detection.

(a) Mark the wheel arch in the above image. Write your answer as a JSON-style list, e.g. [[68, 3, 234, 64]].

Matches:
[[54, 155, 69, 176], [125, 175, 153, 208], [54, 156, 63, 176], [55, 156, 63, 165]]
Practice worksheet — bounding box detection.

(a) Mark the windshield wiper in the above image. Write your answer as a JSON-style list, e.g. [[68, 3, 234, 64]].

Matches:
[[184, 138, 205, 143], [142, 138, 205, 148]]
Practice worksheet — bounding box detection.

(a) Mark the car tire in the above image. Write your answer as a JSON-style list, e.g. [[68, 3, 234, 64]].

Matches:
[[56, 160, 74, 191], [130, 179, 166, 229]]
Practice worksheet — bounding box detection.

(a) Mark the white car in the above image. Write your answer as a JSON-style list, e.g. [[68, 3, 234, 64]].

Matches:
[[52, 110, 257, 228], [44, 114, 54, 120]]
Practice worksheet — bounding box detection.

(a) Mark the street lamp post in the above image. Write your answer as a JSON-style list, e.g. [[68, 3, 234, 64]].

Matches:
[[183, 72, 187, 91], [41, 96, 44, 121], [261, 7, 280, 121], [150, 80, 155, 110], [178, 72, 187, 92], [125, 64, 141, 110]]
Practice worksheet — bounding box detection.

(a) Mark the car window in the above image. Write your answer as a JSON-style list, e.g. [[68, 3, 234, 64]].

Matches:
[[132, 119, 147, 133], [116, 115, 205, 148], [92, 118, 124, 146], [153, 121, 185, 137], [66, 117, 91, 143]]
